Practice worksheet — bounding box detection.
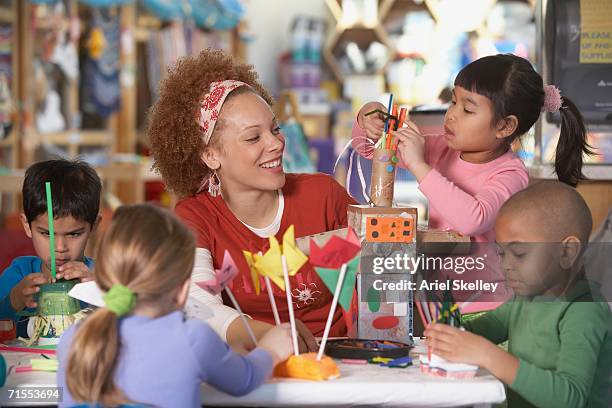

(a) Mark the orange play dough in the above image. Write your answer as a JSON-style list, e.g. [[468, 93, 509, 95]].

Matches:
[[274, 352, 340, 381]]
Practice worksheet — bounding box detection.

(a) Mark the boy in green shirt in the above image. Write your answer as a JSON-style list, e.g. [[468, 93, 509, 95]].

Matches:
[[425, 181, 612, 408]]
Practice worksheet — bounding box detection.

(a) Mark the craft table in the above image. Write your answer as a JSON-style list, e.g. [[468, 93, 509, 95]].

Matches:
[[1, 339, 505, 407]]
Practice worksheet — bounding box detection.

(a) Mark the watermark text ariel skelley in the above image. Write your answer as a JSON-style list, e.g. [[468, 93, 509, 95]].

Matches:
[[371, 278, 499, 293]]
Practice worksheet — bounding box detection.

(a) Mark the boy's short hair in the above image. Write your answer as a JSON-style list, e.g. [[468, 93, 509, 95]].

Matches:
[[499, 180, 592, 243], [22, 159, 102, 227]]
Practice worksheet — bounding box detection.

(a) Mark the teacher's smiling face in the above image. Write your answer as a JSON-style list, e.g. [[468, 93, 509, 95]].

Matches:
[[202, 91, 286, 194]]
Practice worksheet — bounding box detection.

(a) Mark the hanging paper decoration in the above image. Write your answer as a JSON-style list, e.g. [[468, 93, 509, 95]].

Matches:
[[214, 0, 244, 29], [78, 0, 135, 7], [83, 8, 120, 117], [0, 73, 13, 140], [141, 0, 244, 30], [281, 122, 316, 174], [189, 0, 244, 30], [141, 0, 187, 22], [87, 27, 107, 60]]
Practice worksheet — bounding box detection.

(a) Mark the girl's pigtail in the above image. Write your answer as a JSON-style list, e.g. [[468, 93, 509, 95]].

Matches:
[[66, 309, 128, 405], [554, 96, 596, 187]]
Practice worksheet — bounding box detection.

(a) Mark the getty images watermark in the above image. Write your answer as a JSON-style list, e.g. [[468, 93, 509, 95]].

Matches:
[[361, 252, 507, 301], [359, 242, 612, 303]]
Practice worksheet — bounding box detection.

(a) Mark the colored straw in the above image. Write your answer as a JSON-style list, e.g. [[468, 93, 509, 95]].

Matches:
[[414, 299, 428, 327], [386, 129, 393, 150], [398, 107, 407, 128], [383, 94, 394, 133], [45, 182, 56, 280], [391, 105, 398, 130], [421, 300, 432, 324]]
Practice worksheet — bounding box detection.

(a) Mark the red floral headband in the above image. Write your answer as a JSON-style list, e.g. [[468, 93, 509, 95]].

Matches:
[[197, 80, 251, 145]]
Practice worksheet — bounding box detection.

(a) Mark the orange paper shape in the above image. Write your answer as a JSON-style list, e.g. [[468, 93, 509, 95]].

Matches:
[[273, 352, 340, 381], [309, 228, 361, 269], [366, 216, 414, 242]]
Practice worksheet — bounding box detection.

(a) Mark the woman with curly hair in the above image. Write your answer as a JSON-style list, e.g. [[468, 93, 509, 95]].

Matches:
[[148, 49, 356, 349]]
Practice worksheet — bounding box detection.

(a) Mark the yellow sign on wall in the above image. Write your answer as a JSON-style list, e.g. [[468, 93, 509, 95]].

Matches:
[[580, 0, 612, 63]]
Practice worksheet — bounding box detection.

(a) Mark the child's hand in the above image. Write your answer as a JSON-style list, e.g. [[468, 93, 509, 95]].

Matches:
[[258, 323, 294, 365], [425, 323, 520, 385], [9, 273, 50, 311], [357, 102, 387, 141], [57, 261, 93, 282], [424, 323, 496, 368], [394, 121, 431, 180], [394, 121, 425, 166]]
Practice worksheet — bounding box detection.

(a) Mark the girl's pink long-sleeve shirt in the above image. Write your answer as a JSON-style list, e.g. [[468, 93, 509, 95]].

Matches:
[[352, 121, 529, 243]]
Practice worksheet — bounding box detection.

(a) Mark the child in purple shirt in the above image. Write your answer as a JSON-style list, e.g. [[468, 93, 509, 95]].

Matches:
[[57, 204, 292, 408]]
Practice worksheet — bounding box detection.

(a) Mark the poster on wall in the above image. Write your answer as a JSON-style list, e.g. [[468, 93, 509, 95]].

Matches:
[[579, 0, 612, 64]]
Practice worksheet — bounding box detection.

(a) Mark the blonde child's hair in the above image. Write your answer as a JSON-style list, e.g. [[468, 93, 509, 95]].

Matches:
[[66, 204, 195, 405]]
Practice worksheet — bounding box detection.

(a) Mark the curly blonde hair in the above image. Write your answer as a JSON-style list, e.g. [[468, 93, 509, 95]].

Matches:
[[147, 48, 273, 198]]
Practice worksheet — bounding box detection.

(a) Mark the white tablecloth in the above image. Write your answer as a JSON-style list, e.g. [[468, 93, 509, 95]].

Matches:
[[201, 363, 506, 407], [1, 341, 505, 407]]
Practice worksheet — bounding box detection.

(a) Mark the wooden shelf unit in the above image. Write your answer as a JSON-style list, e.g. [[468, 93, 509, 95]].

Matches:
[[0, 0, 247, 215], [0, 1, 20, 214]]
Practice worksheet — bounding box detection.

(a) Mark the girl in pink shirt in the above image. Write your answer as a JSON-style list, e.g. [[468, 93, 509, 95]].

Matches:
[[353, 54, 592, 311]]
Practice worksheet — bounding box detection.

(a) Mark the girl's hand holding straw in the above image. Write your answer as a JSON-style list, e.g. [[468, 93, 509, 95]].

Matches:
[[393, 120, 431, 181], [357, 102, 386, 141]]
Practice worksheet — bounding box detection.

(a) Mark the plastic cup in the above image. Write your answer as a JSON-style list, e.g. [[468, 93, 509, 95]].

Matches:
[[34, 280, 81, 345]]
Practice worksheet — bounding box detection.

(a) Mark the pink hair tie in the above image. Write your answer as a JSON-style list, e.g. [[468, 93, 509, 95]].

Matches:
[[542, 85, 563, 113]]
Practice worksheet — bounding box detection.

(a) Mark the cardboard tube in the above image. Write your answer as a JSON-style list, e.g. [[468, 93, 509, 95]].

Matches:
[[370, 148, 396, 207]]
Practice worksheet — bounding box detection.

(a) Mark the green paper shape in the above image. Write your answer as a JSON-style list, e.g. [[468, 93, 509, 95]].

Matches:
[[314, 256, 359, 312], [31, 358, 58, 372], [45, 182, 56, 280], [367, 286, 380, 312]]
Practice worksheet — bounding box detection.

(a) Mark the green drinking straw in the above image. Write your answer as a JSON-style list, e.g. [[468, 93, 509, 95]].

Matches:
[[45, 182, 56, 281]]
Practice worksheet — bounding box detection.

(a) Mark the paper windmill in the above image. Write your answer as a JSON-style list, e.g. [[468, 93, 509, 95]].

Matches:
[[196, 250, 238, 295], [243, 250, 261, 295], [309, 228, 361, 269], [315, 256, 360, 312], [244, 225, 308, 291], [310, 228, 361, 312]]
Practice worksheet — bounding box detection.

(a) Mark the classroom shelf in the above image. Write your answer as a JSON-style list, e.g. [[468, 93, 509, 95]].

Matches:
[[0, 133, 15, 147], [0, 6, 13, 23], [29, 130, 114, 146]]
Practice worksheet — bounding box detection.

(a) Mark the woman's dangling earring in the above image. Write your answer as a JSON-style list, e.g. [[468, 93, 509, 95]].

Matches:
[[208, 170, 221, 197]]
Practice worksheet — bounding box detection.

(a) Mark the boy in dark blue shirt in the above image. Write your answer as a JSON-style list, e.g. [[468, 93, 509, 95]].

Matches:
[[0, 159, 101, 337]]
